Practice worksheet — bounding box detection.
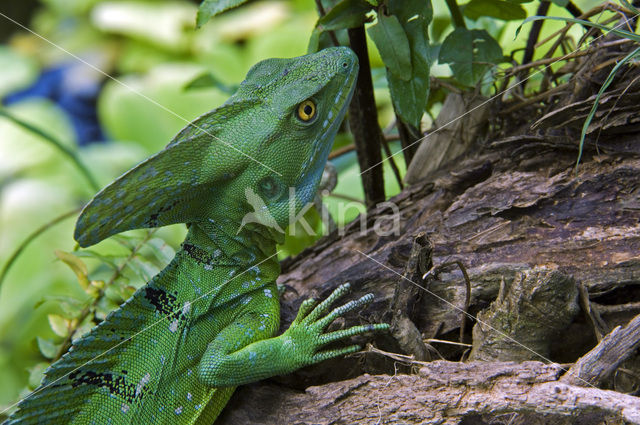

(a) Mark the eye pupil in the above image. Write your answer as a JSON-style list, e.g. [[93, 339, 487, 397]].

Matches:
[[297, 100, 316, 122]]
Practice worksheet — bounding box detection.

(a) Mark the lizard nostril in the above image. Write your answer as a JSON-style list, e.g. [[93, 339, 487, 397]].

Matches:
[[342, 62, 348, 68]]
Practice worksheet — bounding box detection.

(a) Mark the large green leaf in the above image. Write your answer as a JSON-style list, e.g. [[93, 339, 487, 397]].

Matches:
[[439, 28, 503, 87], [197, 0, 250, 28], [463, 0, 526, 20], [318, 0, 374, 31], [384, 0, 434, 128], [368, 14, 412, 81]]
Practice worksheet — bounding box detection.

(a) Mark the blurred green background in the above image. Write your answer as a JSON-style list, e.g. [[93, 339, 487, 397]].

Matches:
[[0, 0, 603, 411]]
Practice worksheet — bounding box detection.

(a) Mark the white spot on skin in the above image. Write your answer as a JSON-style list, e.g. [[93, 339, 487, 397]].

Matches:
[[121, 404, 129, 413], [136, 373, 151, 396], [323, 119, 329, 128], [175, 406, 183, 415], [182, 302, 191, 315], [169, 320, 179, 333], [195, 404, 201, 410], [187, 392, 192, 401], [328, 110, 333, 119], [264, 289, 273, 298]]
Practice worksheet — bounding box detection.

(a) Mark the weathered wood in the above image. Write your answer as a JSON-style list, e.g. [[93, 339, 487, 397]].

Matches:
[[404, 92, 490, 184], [388, 233, 432, 361], [469, 268, 579, 362], [217, 361, 640, 425], [562, 312, 640, 387]]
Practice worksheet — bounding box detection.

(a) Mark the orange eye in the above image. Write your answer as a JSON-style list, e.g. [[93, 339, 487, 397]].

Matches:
[[297, 100, 316, 122]]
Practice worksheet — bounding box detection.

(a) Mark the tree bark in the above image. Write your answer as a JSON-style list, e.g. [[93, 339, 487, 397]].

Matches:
[[217, 36, 640, 424]]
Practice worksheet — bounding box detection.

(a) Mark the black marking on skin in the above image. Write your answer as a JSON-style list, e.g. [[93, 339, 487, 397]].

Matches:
[[144, 287, 177, 316], [182, 243, 219, 267], [69, 370, 144, 404], [145, 199, 180, 227]]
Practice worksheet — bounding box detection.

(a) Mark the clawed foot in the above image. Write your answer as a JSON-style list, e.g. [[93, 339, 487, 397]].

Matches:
[[283, 283, 389, 365]]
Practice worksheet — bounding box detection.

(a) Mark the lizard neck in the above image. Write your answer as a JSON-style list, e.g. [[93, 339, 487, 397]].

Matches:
[[180, 219, 281, 282]]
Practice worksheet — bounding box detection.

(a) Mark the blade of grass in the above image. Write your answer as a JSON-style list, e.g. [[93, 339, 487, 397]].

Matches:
[[0, 109, 100, 192], [575, 45, 640, 171], [517, 16, 640, 43]]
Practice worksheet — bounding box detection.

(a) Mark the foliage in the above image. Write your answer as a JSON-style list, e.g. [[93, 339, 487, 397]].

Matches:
[[0, 0, 611, 414]]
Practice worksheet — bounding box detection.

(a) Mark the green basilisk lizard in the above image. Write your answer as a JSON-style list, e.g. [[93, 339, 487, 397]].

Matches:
[[5, 47, 388, 424]]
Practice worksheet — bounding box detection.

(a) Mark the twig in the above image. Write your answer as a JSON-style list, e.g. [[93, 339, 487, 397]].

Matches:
[[314, 0, 339, 47], [423, 260, 472, 344], [380, 137, 403, 190]]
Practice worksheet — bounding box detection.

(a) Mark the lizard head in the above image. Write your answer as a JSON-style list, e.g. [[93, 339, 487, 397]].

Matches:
[[74, 47, 357, 247], [233, 46, 358, 232]]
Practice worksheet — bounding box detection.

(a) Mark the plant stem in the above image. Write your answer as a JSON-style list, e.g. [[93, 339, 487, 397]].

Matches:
[[347, 26, 385, 208], [445, 0, 466, 29]]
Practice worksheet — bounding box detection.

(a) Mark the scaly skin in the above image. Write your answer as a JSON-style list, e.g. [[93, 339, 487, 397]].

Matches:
[[5, 47, 388, 424]]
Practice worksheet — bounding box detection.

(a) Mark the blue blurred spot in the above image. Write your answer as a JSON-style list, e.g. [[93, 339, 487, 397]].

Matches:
[[2, 63, 106, 145]]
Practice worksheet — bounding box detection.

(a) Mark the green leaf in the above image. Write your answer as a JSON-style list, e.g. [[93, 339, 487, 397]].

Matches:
[[307, 26, 321, 54], [47, 314, 70, 338], [184, 72, 237, 94], [147, 238, 176, 264], [72, 316, 97, 343], [439, 28, 503, 86], [74, 250, 119, 269], [96, 296, 121, 320], [55, 250, 90, 290], [463, 0, 526, 20], [39, 295, 86, 319], [37, 337, 60, 359], [127, 258, 160, 283], [318, 0, 374, 31], [549, 0, 569, 6], [196, 0, 250, 28], [384, 0, 434, 128], [28, 363, 49, 389], [368, 14, 412, 81]]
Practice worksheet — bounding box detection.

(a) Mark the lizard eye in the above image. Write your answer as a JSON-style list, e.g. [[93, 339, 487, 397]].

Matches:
[[296, 99, 317, 122]]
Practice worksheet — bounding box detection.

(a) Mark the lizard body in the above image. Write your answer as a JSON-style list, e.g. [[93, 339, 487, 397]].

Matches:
[[6, 47, 388, 424]]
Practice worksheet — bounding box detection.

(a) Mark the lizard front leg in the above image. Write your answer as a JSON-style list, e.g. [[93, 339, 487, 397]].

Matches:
[[197, 283, 388, 387]]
